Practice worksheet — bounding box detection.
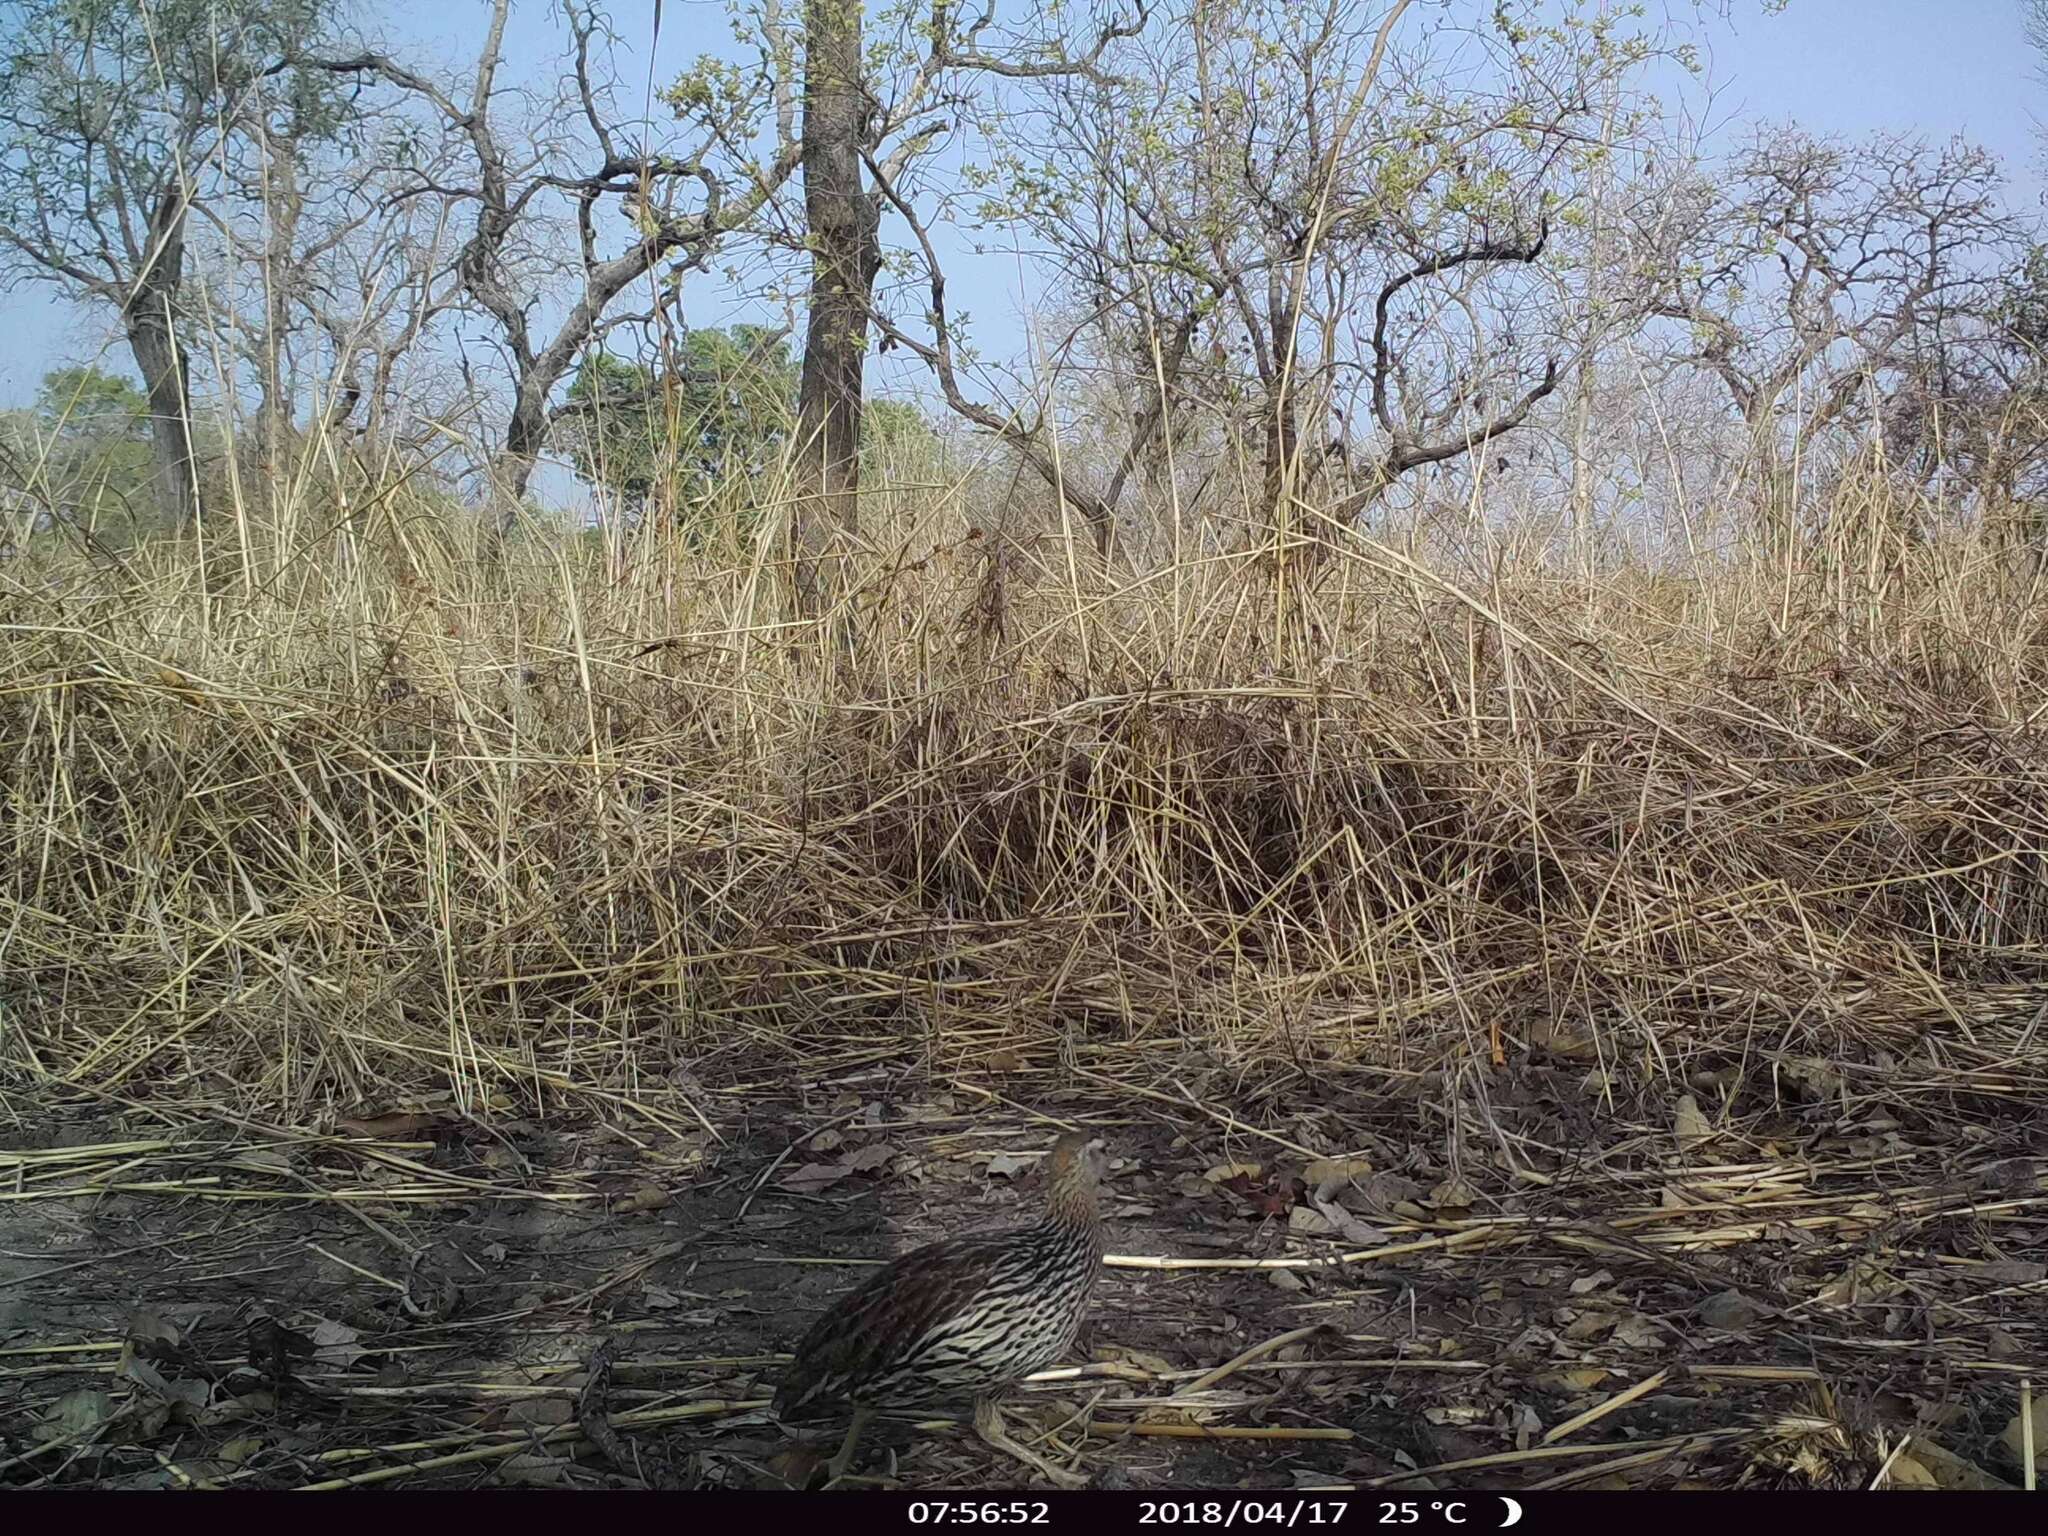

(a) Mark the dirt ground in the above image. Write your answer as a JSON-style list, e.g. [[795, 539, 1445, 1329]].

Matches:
[[2, 1042, 2043, 1491]]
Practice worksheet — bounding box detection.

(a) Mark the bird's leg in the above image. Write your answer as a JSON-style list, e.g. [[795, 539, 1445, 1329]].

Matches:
[[973, 1396, 1089, 1489], [822, 1403, 873, 1488]]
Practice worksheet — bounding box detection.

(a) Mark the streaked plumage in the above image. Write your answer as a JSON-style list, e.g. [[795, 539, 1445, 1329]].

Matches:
[[774, 1131, 1110, 1487]]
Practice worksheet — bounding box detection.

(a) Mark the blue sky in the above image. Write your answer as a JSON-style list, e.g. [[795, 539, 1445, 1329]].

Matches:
[[3, 0, 2042, 424]]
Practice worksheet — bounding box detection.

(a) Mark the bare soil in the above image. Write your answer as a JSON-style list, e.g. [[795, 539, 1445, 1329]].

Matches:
[[1, 1044, 2042, 1491]]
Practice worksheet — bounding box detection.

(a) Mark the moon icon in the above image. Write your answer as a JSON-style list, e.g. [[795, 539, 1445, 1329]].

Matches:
[[1499, 1498, 1523, 1528]]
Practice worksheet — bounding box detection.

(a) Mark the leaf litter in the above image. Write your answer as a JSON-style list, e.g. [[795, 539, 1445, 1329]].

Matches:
[[0, 1042, 2040, 1491]]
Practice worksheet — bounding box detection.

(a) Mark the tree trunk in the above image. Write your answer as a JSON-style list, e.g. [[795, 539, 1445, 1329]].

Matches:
[[792, 0, 879, 622], [1259, 260, 1305, 536], [124, 290, 199, 536], [256, 121, 304, 468], [488, 382, 550, 530], [124, 185, 199, 535], [1260, 387, 1301, 530]]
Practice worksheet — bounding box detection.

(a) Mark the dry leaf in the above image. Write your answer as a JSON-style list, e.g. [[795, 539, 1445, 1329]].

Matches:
[[1205, 1161, 1262, 1183], [1997, 1391, 2046, 1477], [843, 1143, 895, 1172], [1698, 1290, 1763, 1330], [614, 1181, 669, 1214], [310, 1317, 365, 1369], [1610, 1314, 1663, 1349], [37, 1388, 114, 1443], [1425, 1175, 1475, 1210], [986, 1152, 1033, 1178], [126, 1309, 181, 1350], [1817, 1256, 1901, 1306], [1535, 1367, 1611, 1393], [1098, 1345, 1177, 1377], [1308, 1195, 1387, 1246], [1902, 1437, 2014, 1491], [781, 1161, 852, 1194], [1672, 1094, 1711, 1157], [1303, 1155, 1372, 1196], [1880, 1451, 1940, 1489], [1287, 1205, 1336, 1236], [1978, 1260, 2046, 1285]]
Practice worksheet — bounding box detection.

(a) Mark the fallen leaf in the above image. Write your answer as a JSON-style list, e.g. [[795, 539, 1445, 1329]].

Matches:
[[207, 1391, 275, 1423], [1223, 1173, 1304, 1218], [1267, 1267, 1305, 1292], [507, 1397, 573, 1427], [614, 1181, 669, 1214], [771, 1446, 830, 1490], [1287, 1205, 1336, 1236], [1610, 1314, 1663, 1349], [117, 1353, 171, 1395], [1535, 1367, 1611, 1393], [1978, 1260, 2046, 1285], [1778, 1057, 1841, 1102], [1348, 1171, 1426, 1212], [1698, 1290, 1763, 1330], [1880, 1452, 1939, 1489], [126, 1309, 181, 1350], [36, 1389, 114, 1443], [1425, 1175, 1476, 1210], [806, 1128, 845, 1153], [1817, 1257, 1902, 1306], [1986, 1327, 2026, 1361], [1904, 1436, 2014, 1491], [1303, 1155, 1372, 1197], [781, 1161, 852, 1195], [1998, 1391, 2046, 1477], [1292, 1468, 1347, 1489], [1098, 1345, 1177, 1377], [1308, 1195, 1387, 1246], [1568, 1270, 1614, 1297], [1672, 1094, 1712, 1157], [986, 1152, 1033, 1178], [1205, 1161, 1262, 1183], [161, 1377, 209, 1423], [843, 1143, 895, 1173], [502, 1453, 571, 1487], [218, 1437, 263, 1466], [310, 1317, 365, 1370]]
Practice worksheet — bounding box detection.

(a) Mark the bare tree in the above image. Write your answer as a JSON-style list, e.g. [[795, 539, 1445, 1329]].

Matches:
[[757, 0, 1151, 607], [0, 0, 344, 532], [950, 0, 1661, 562], [311, 0, 800, 522], [1644, 129, 2025, 507]]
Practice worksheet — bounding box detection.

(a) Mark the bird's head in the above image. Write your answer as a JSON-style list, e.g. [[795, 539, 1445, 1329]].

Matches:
[[1047, 1130, 1111, 1202]]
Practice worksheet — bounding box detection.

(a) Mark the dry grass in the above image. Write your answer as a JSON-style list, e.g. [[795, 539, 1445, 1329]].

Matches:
[[4, 453, 2048, 1127]]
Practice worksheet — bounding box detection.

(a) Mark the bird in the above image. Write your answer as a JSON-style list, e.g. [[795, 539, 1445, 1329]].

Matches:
[[772, 1130, 1111, 1488]]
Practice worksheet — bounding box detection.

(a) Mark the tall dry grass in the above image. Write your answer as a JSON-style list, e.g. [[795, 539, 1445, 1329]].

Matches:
[[4, 440, 2048, 1126]]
